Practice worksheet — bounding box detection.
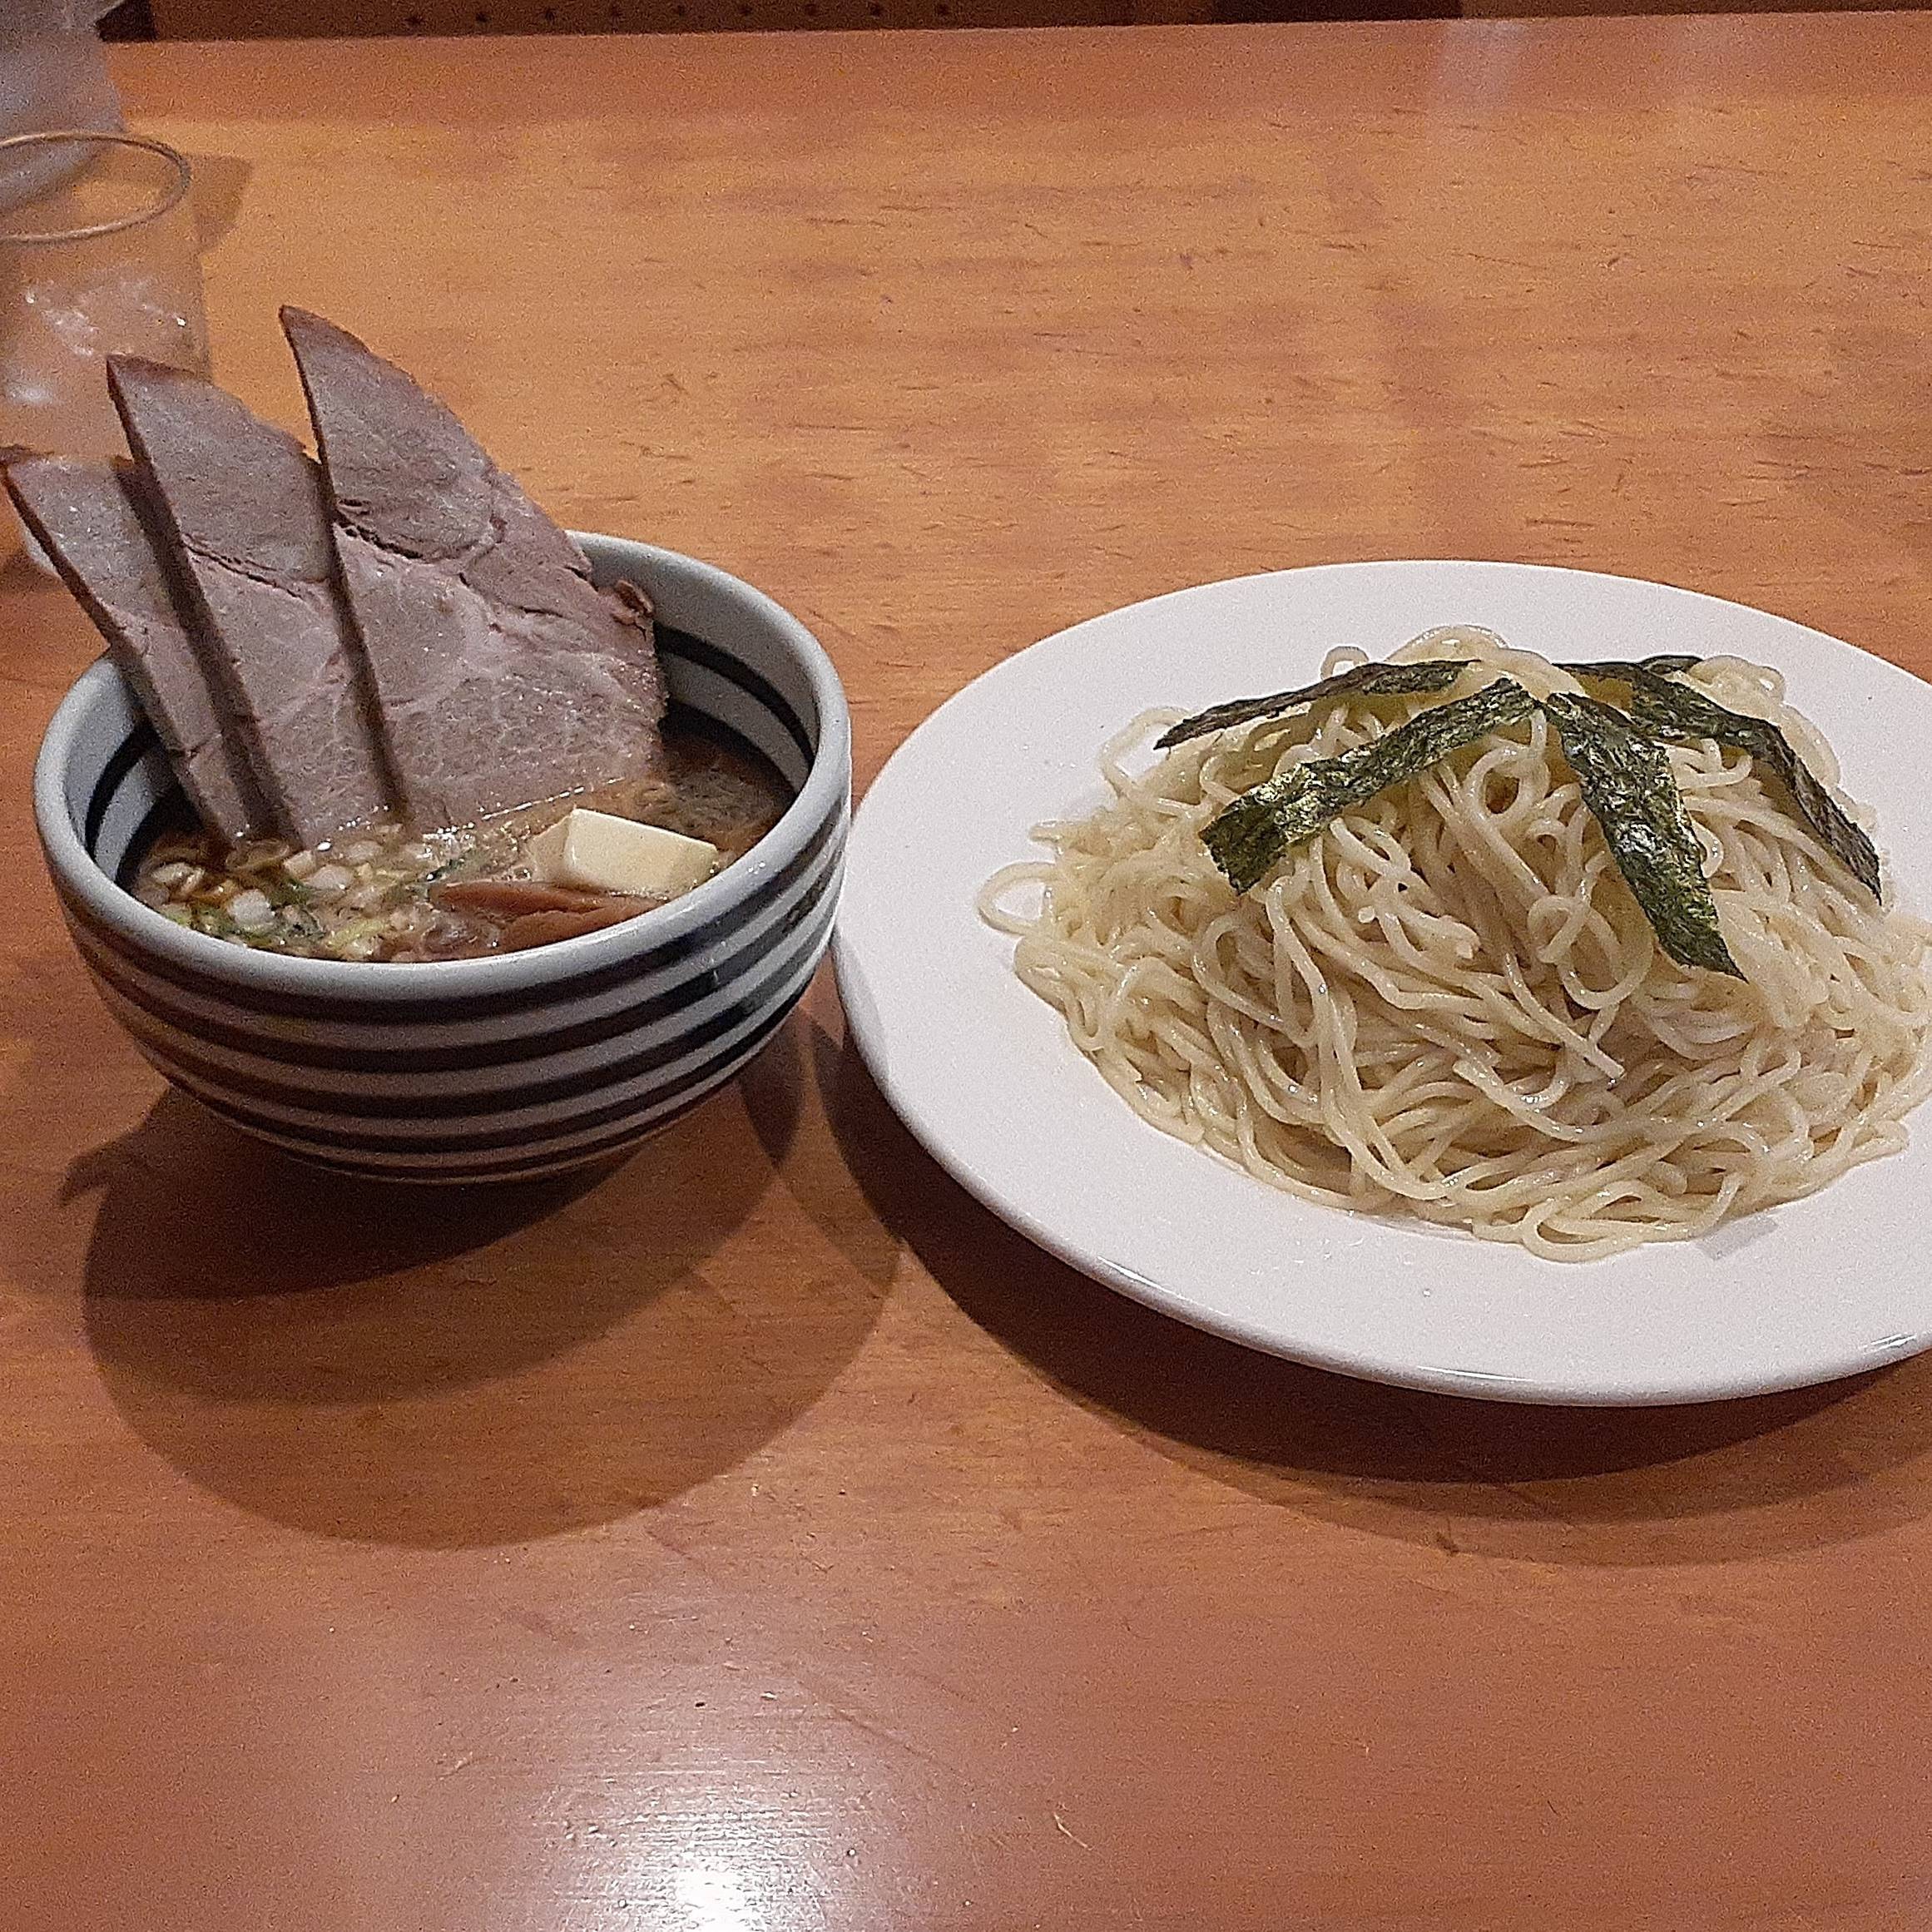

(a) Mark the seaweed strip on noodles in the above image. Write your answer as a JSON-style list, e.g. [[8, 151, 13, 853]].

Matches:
[[1157, 658, 1469, 751], [1202, 677, 1537, 894], [1540, 689, 1743, 978]]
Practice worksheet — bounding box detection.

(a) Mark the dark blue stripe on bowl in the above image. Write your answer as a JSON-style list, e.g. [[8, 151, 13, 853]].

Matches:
[[289, 1078, 734, 1182], [78, 848, 840, 1077], [109, 890, 835, 1127], [115, 789, 186, 894], [83, 721, 160, 854], [658, 624, 814, 768], [165, 971, 808, 1158]]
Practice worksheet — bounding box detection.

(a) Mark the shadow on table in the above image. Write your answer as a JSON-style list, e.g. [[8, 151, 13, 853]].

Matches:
[[183, 152, 250, 255], [70, 1016, 884, 1548], [0, 537, 60, 592], [815, 1020, 1932, 1565]]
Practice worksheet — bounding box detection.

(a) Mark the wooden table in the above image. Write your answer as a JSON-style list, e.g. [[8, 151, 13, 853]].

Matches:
[[6, 17, 1932, 1928]]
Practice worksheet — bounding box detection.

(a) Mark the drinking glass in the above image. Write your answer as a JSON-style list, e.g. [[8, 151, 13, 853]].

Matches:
[[0, 129, 209, 472]]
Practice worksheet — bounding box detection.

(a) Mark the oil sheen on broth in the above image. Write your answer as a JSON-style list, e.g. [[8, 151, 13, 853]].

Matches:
[[131, 711, 790, 962]]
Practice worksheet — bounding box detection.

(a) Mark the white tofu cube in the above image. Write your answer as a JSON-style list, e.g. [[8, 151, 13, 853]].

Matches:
[[526, 808, 721, 898]]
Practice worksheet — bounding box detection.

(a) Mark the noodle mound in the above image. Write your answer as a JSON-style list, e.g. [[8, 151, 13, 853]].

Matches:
[[980, 629, 1932, 1260]]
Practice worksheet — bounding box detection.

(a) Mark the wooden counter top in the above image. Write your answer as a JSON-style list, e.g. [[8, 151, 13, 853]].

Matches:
[[4, 17, 1931, 1928]]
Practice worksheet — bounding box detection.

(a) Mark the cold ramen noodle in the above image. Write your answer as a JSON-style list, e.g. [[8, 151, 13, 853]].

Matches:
[[979, 627, 1932, 1261]]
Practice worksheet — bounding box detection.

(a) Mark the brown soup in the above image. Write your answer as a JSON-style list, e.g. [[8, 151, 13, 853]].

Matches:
[[130, 711, 793, 962]]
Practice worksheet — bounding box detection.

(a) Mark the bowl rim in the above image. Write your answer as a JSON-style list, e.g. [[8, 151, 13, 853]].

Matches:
[[33, 534, 851, 1005]]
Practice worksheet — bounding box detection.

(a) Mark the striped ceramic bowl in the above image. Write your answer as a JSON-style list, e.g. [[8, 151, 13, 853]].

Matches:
[[34, 534, 849, 1183]]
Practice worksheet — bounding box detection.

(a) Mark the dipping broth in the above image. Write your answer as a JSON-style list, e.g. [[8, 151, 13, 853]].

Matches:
[[130, 711, 792, 961]]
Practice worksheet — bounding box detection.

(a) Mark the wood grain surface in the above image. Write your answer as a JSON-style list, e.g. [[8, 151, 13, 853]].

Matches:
[[5, 18, 1932, 1930]]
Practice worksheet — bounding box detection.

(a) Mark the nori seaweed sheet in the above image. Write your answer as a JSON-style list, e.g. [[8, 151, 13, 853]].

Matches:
[[1541, 690, 1743, 978], [1157, 658, 1469, 751], [1202, 678, 1536, 894]]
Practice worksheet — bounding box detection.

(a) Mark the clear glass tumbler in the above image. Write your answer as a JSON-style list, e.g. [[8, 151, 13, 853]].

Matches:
[[0, 128, 210, 468]]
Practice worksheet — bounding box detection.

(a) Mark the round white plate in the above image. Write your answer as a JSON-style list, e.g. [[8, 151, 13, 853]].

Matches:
[[833, 562, 1932, 1405]]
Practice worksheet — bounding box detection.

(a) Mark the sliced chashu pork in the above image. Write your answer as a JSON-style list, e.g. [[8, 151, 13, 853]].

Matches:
[[6, 453, 269, 845], [280, 306, 664, 830], [106, 356, 394, 848]]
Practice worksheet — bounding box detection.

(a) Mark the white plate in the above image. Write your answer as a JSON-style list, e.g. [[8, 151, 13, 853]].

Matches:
[[833, 562, 1932, 1405]]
